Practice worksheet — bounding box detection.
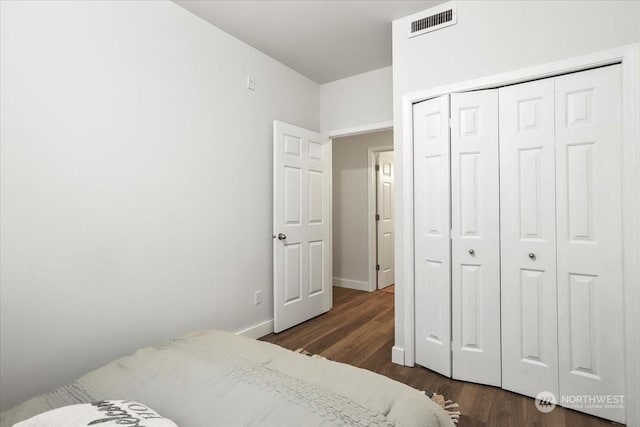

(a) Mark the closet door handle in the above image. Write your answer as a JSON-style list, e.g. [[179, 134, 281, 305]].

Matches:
[[528, 252, 536, 260], [468, 249, 475, 255]]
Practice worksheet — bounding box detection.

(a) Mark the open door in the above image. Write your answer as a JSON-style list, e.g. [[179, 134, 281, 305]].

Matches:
[[376, 151, 395, 289], [273, 121, 332, 333]]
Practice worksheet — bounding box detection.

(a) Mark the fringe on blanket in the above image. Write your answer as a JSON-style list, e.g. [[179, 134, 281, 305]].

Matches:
[[294, 348, 327, 359], [424, 392, 461, 424]]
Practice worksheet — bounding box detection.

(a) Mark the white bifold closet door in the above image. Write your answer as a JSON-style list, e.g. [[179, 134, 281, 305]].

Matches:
[[555, 65, 625, 423], [415, 90, 502, 385], [414, 95, 451, 377], [450, 90, 501, 386], [415, 65, 624, 423], [499, 78, 559, 398], [500, 65, 624, 423]]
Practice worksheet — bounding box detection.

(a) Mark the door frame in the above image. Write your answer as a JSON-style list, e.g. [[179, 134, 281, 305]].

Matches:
[[328, 122, 393, 293], [399, 43, 640, 425], [368, 146, 393, 291]]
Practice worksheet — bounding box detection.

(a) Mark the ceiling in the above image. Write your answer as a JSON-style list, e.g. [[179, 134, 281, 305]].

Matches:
[[174, 0, 442, 84]]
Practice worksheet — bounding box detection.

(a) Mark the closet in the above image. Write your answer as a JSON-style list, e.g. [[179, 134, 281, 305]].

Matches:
[[414, 64, 625, 423]]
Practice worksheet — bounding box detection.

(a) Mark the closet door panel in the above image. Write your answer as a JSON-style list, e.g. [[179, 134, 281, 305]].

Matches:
[[499, 79, 559, 398], [451, 90, 501, 386], [414, 95, 452, 376], [555, 65, 624, 423]]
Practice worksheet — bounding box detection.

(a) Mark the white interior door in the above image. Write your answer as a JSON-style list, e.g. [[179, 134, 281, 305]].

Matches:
[[273, 121, 332, 333], [499, 78, 559, 398], [414, 95, 451, 377], [555, 65, 625, 423], [376, 151, 394, 289], [450, 89, 501, 386]]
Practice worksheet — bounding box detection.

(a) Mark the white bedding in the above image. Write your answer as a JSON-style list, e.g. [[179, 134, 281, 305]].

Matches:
[[14, 401, 178, 427], [1, 330, 454, 427]]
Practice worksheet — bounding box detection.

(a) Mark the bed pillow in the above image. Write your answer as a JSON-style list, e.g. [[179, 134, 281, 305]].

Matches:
[[13, 400, 178, 427]]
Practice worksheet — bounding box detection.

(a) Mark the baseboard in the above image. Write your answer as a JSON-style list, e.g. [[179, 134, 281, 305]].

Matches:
[[391, 346, 405, 365], [333, 277, 371, 292], [236, 319, 274, 339]]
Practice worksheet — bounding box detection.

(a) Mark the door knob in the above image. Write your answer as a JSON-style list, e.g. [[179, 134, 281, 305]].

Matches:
[[468, 249, 475, 255], [528, 252, 536, 260], [278, 233, 287, 240]]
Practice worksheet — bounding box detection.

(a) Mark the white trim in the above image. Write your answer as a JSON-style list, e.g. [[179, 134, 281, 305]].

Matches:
[[399, 44, 640, 425], [328, 137, 334, 312], [333, 277, 371, 292], [368, 145, 394, 292], [392, 346, 405, 365], [404, 45, 637, 104], [401, 90, 417, 367], [368, 150, 377, 292], [236, 319, 274, 339], [327, 120, 393, 139], [620, 45, 640, 427]]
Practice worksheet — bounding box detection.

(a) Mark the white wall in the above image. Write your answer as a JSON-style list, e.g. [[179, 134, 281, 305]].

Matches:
[[392, 0, 640, 361], [0, 0, 318, 410], [332, 131, 393, 289], [320, 66, 393, 134]]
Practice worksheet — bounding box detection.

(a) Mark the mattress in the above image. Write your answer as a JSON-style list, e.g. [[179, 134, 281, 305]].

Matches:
[[1, 330, 454, 427]]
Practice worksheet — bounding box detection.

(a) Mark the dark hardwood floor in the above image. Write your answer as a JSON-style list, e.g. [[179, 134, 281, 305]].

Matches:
[[261, 287, 620, 427]]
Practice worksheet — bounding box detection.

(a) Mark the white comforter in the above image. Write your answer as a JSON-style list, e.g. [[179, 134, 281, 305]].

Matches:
[[1, 330, 454, 427]]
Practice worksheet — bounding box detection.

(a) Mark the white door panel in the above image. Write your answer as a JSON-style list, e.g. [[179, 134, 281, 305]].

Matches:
[[414, 95, 451, 377], [377, 151, 395, 289], [274, 121, 332, 333], [555, 65, 625, 423], [499, 79, 559, 398], [450, 90, 501, 386]]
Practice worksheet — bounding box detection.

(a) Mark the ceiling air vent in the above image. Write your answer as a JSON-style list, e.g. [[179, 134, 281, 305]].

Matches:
[[408, 2, 457, 38]]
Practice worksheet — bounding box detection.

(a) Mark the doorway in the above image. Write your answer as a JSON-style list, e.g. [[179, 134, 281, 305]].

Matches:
[[331, 130, 394, 293], [374, 150, 394, 290]]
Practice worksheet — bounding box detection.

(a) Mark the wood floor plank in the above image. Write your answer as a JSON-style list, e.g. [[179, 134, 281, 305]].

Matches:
[[260, 287, 616, 427], [321, 306, 394, 365], [487, 390, 525, 427], [457, 382, 499, 425]]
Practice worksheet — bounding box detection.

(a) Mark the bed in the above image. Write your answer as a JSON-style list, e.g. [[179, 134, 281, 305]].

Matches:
[[0, 330, 454, 426]]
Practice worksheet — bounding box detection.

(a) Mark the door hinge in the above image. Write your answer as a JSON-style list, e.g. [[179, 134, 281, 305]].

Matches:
[[449, 229, 453, 239], [376, 264, 380, 271], [375, 164, 380, 171], [449, 117, 453, 128], [376, 214, 380, 221]]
